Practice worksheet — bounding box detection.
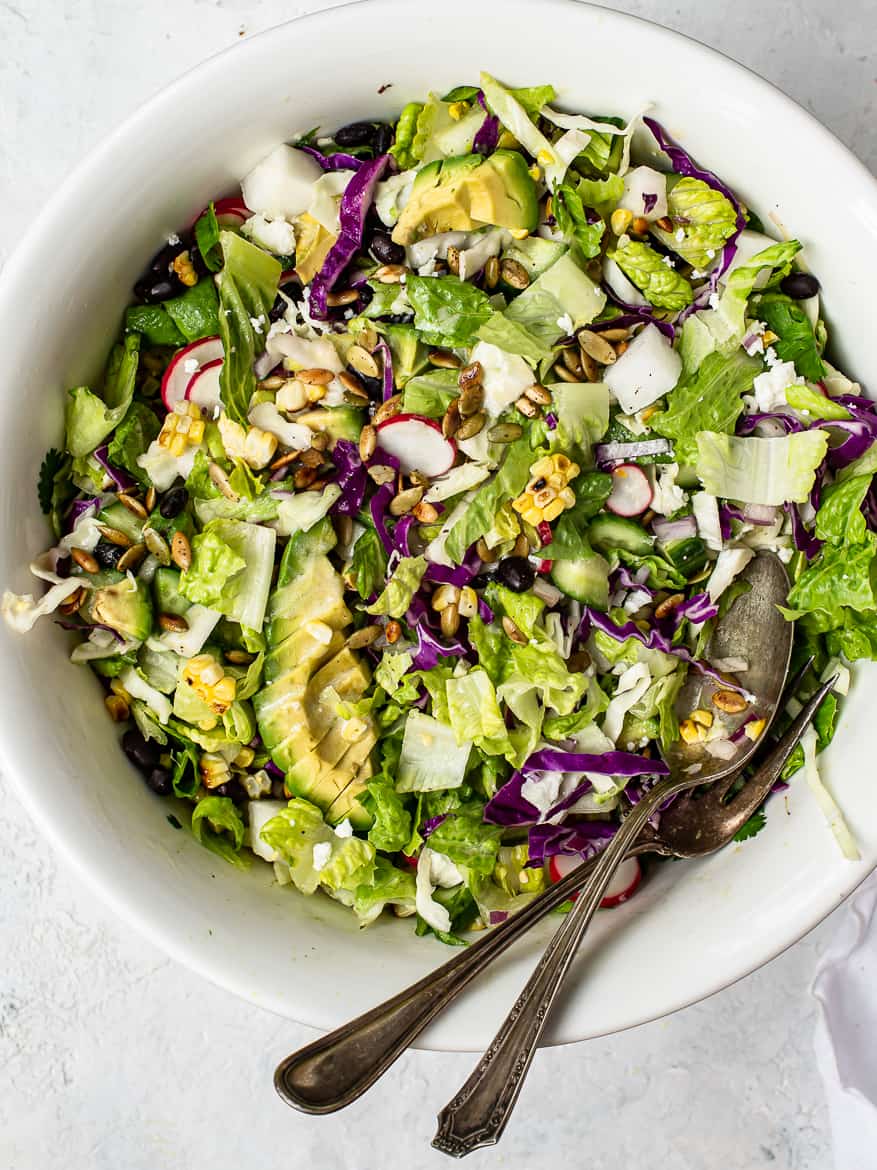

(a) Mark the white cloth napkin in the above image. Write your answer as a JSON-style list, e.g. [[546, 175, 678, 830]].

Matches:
[[813, 871, 877, 1169]]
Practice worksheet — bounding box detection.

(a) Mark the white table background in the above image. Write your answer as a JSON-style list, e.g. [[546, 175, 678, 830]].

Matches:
[[1, 3, 874, 1167]]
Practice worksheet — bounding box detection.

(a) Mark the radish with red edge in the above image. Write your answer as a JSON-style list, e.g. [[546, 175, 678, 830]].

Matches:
[[375, 415, 456, 477], [211, 196, 250, 227], [160, 336, 223, 411], [537, 521, 553, 547], [606, 463, 652, 517], [548, 853, 642, 908], [186, 357, 223, 414]]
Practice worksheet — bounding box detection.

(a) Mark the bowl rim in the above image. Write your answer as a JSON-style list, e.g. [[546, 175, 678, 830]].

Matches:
[[2, 0, 877, 1051]]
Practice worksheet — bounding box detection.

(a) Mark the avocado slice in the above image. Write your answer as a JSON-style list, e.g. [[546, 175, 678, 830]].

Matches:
[[295, 406, 366, 444], [266, 556, 350, 646], [506, 252, 606, 333], [285, 731, 376, 810], [325, 758, 375, 829], [85, 577, 153, 642], [392, 150, 538, 246], [382, 323, 428, 387], [501, 235, 567, 279]]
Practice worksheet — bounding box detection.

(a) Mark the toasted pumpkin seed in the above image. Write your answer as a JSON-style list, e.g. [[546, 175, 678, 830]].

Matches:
[[440, 603, 461, 638], [171, 530, 192, 571], [515, 394, 540, 417], [712, 689, 748, 714], [446, 246, 461, 276], [368, 464, 396, 485], [502, 615, 527, 644], [552, 364, 581, 384], [632, 216, 649, 235], [143, 527, 171, 565], [500, 258, 530, 289], [384, 619, 402, 643], [578, 329, 618, 365], [431, 583, 461, 612], [299, 448, 325, 468], [598, 326, 631, 342], [412, 499, 440, 523], [562, 347, 583, 377], [270, 449, 300, 472], [390, 486, 424, 516], [487, 422, 523, 444], [326, 289, 359, 307], [225, 649, 255, 665], [654, 592, 685, 620], [208, 461, 239, 501], [513, 533, 530, 559], [455, 411, 487, 440], [297, 367, 335, 385], [655, 215, 673, 232], [579, 349, 599, 383], [58, 586, 86, 616], [159, 612, 189, 632], [476, 538, 498, 564], [457, 586, 477, 618], [118, 492, 148, 519], [458, 360, 483, 391], [524, 383, 552, 406], [373, 394, 402, 426], [259, 374, 286, 391], [346, 624, 383, 649], [615, 340, 629, 357], [294, 465, 318, 489], [71, 547, 100, 574], [356, 324, 379, 352], [348, 345, 380, 380], [374, 264, 407, 283], [339, 370, 367, 399], [117, 543, 147, 573], [458, 382, 485, 418], [484, 256, 500, 289], [442, 399, 461, 438], [359, 425, 377, 462], [428, 348, 462, 370], [144, 486, 157, 513]]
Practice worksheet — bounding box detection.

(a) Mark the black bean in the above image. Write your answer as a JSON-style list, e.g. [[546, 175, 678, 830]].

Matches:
[[370, 230, 406, 266], [495, 556, 536, 593], [148, 241, 181, 275], [357, 371, 383, 398], [780, 271, 821, 300], [159, 485, 188, 519], [190, 245, 210, 277], [371, 123, 394, 155], [470, 573, 493, 590], [212, 778, 245, 803], [334, 121, 376, 148], [134, 276, 179, 304], [145, 766, 173, 796], [94, 540, 125, 569], [122, 729, 160, 774], [268, 293, 288, 323], [386, 313, 414, 325]]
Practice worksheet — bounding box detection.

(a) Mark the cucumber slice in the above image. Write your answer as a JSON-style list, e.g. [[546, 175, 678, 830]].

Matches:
[[153, 567, 191, 616], [551, 551, 610, 607], [98, 501, 144, 543], [588, 514, 653, 556]]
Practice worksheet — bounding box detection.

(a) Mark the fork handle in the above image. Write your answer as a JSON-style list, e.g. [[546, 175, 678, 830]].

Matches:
[[432, 777, 680, 1158], [273, 845, 650, 1113]]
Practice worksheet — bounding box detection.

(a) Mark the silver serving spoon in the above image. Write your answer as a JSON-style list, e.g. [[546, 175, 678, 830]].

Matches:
[[431, 551, 796, 1155], [275, 553, 802, 1126]]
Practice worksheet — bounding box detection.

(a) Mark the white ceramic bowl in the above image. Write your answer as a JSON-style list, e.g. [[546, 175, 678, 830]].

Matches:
[[1, 0, 875, 1052]]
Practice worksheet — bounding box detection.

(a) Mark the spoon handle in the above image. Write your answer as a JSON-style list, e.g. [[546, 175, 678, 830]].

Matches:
[[274, 848, 627, 1113], [432, 777, 677, 1158]]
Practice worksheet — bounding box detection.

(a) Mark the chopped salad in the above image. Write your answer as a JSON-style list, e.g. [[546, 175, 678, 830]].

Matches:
[[5, 74, 867, 942]]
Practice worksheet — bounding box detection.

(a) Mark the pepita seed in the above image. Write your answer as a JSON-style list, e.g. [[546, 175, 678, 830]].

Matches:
[[484, 256, 500, 289], [143, 527, 171, 565], [712, 689, 748, 714], [117, 543, 147, 573], [455, 411, 487, 440], [597, 327, 631, 342], [458, 360, 483, 391], [270, 449, 300, 472], [208, 461, 239, 501], [334, 513, 354, 548], [408, 469, 431, 487], [615, 340, 629, 357], [374, 264, 407, 283], [515, 394, 540, 417], [71, 547, 100, 574], [513, 533, 530, 559], [578, 329, 618, 365], [97, 525, 133, 548], [440, 603, 461, 638], [457, 586, 477, 618], [294, 466, 318, 489], [326, 289, 359, 307], [579, 349, 599, 383], [552, 364, 581, 385], [632, 216, 649, 235], [476, 538, 498, 564], [487, 422, 523, 444], [428, 348, 462, 370], [337, 369, 364, 397], [145, 487, 157, 513], [159, 612, 189, 632], [346, 624, 383, 649], [359, 425, 377, 462], [502, 615, 527, 644], [431, 584, 461, 612], [446, 245, 461, 276], [412, 500, 439, 523], [171, 530, 192, 571], [384, 619, 402, 644], [562, 347, 584, 377], [311, 431, 330, 452], [118, 492, 148, 519], [225, 649, 255, 665], [524, 383, 552, 406], [458, 382, 485, 418], [654, 592, 685, 620], [299, 448, 325, 469], [373, 394, 402, 425], [655, 215, 674, 232], [368, 464, 396, 485], [58, 586, 86, 616], [390, 486, 424, 516], [347, 345, 380, 380], [442, 399, 461, 438], [259, 374, 286, 391], [297, 367, 335, 385], [500, 258, 530, 289], [356, 324, 379, 352], [104, 694, 130, 722]]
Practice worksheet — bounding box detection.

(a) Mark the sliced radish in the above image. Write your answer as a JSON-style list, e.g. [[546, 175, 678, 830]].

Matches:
[[186, 358, 223, 413], [160, 336, 224, 411], [212, 196, 251, 227], [606, 464, 653, 517], [375, 414, 456, 477], [549, 853, 642, 908]]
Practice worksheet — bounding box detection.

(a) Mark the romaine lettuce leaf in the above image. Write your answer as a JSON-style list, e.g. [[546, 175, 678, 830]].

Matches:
[[425, 805, 503, 875], [756, 294, 825, 381], [444, 437, 535, 564], [352, 858, 417, 926], [163, 277, 220, 342], [181, 518, 276, 631], [401, 368, 459, 418], [786, 534, 877, 621], [348, 525, 388, 600], [216, 230, 281, 425], [362, 780, 412, 853], [611, 239, 693, 311], [405, 275, 493, 348], [651, 176, 738, 269], [397, 711, 472, 792], [260, 798, 375, 895], [445, 669, 511, 756], [476, 312, 553, 365], [191, 795, 248, 868], [553, 183, 605, 260], [65, 334, 140, 458], [107, 402, 161, 485], [366, 555, 428, 618], [695, 430, 828, 505], [390, 102, 424, 170], [814, 476, 870, 545]]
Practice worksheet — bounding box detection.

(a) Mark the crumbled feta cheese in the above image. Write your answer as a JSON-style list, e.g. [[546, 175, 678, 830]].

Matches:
[[249, 314, 265, 335], [312, 842, 332, 871], [752, 359, 802, 412], [706, 248, 716, 259], [675, 227, 685, 242], [334, 819, 354, 839], [764, 346, 780, 368], [556, 313, 574, 335], [708, 292, 721, 310], [167, 233, 181, 246], [661, 254, 675, 268]]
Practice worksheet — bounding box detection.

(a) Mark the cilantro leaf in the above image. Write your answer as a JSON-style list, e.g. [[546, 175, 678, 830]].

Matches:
[[733, 808, 766, 842]]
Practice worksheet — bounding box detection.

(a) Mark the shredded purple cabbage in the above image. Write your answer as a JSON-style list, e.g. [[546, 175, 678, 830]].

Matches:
[[410, 618, 468, 670], [642, 191, 658, 215], [737, 412, 803, 437], [473, 114, 500, 155], [785, 502, 823, 559], [817, 418, 877, 470], [526, 820, 617, 865], [421, 813, 449, 839], [329, 439, 368, 518], [296, 144, 364, 172], [93, 445, 136, 492], [545, 412, 558, 431], [601, 287, 677, 341], [65, 496, 101, 534], [309, 155, 389, 318]]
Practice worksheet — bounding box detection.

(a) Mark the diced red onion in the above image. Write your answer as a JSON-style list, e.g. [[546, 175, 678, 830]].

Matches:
[[596, 438, 673, 465], [652, 514, 697, 542]]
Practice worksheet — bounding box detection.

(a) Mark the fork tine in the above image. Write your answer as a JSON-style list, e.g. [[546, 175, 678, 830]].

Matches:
[[781, 654, 816, 703]]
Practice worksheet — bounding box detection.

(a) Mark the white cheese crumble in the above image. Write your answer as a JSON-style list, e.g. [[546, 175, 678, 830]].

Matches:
[[556, 313, 574, 335], [312, 842, 332, 871], [167, 233, 181, 246]]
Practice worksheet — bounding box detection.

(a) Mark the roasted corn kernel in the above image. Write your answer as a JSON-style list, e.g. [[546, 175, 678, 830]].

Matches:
[[679, 718, 703, 745], [217, 413, 278, 469], [182, 653, 238, 715], [447, 101, 469, 121], [158, 401, 205, 457], [200, 752, 232, 789], [512, 453, 580, 527]]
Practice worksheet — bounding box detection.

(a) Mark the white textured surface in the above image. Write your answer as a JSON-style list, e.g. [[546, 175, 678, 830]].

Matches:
[[0, 2, 873, 1167]]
